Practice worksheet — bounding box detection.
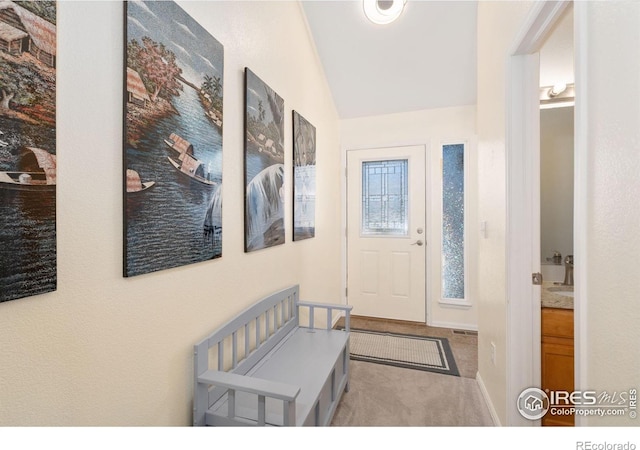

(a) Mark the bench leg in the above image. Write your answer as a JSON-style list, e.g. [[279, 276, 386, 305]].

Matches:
[[284, 400, 296, 426], [343, 345, 350, 393]]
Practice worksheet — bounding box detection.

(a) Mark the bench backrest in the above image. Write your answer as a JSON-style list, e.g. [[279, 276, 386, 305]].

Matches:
[[193, 285, 300, 423]]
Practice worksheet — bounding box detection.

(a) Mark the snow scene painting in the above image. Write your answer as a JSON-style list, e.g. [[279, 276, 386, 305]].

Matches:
[[292, 110, 315, 241]]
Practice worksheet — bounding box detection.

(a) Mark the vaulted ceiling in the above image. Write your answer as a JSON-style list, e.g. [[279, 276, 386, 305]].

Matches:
[[301, 1, 478, 119]]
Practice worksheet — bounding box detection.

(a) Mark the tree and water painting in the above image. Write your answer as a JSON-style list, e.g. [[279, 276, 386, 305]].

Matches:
[[0, 0, 57, 302], [292, 111, 316, 241], [244, 69, 285, 252], [124, 0, 223, 277]]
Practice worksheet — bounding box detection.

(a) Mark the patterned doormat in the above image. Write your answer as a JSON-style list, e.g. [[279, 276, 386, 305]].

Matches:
[[348, 329, 460, 377]]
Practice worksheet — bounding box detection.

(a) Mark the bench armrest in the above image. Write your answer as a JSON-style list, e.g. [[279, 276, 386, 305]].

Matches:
[[198, 370, 300, 402], [296, 301, 353, 312], [198, 370, 300, 425], [296, 301, 353, 331]]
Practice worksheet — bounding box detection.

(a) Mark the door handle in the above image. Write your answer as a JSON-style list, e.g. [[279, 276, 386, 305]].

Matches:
[[411, 240, 424, 246]]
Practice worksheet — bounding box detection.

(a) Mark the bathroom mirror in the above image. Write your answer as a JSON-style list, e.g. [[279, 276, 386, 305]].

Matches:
[[540, 106, 574, 275]]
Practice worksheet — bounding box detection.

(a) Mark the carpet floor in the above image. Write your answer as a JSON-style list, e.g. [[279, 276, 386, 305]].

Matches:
[[331, 360, 494, 426]]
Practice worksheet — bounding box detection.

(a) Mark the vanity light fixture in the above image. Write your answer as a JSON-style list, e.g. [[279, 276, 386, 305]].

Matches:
[[548, 83, 567, 98], [540, 82, 575, 109], [363, 0, 407, 25]]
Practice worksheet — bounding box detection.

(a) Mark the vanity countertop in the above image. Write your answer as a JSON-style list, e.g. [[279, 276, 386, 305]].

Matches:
[[541, 282, 574, 310]]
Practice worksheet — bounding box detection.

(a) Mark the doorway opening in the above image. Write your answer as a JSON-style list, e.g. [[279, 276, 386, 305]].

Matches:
[[506, 0, 587, 426]]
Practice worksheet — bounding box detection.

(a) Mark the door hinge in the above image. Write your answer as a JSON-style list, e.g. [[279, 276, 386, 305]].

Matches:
[[345, 287, 348, 297], [532, 272, 543, 285]]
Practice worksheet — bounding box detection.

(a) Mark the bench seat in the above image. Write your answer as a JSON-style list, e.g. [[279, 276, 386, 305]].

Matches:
[[193, 285, 352, 426], [207, 327, 349, 426]]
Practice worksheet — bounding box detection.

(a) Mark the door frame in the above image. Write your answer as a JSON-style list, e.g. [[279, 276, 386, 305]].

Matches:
[[506, 0, 587, 426], [342, 143, 430, 324]]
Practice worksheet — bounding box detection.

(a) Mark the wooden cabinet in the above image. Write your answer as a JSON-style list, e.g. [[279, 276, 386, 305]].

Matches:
[[541, 307, 574, 426]]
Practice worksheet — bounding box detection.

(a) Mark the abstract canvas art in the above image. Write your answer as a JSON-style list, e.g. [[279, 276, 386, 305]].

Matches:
[[0, 0, 57, 303], [244, 68, 285, 252], [292, 111, 315, 241], [124, 0, 223, 277]]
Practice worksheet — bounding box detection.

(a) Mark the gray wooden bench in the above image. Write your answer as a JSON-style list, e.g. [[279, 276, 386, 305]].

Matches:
[[193, 285, 352, 426]]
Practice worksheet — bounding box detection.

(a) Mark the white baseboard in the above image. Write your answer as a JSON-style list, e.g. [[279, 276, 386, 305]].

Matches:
[[429, 320, 478, 332], [476, 371, 501, 426]]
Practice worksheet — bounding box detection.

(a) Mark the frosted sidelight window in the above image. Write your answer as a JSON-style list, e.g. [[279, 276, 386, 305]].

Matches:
[[442, 144, 465, 299], [361, 159, 408, 236]]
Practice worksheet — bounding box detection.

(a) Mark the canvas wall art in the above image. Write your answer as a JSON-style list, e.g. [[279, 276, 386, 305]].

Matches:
[[124, 0, 224, 277], [292, 111, 316, 241], [0, 0, 57, 303], [244, 68, 285, 252]]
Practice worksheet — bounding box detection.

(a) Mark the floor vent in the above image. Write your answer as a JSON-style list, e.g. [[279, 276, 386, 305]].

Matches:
[[453, 330, 478, 336]]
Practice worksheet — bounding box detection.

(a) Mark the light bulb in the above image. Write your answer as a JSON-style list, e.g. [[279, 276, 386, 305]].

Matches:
[[363, 0, 407, 25], [549, 83, 567, 98]]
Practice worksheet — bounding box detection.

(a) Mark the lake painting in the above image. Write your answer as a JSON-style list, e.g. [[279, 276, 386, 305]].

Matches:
[[0, 0, 57, 303], [292, 111, 316, 241], [124, 0, 223, 277], [244, 68, 285, 252]]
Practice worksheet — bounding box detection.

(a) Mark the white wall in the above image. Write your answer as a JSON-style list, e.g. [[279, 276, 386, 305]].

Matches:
[[577, 0, 640, 426], [340, 106, 478, 330], [540, 106, 574, 269], [476, 0, 534, 425], [539, 6, 574, 88], [0, 1, 341, 426]]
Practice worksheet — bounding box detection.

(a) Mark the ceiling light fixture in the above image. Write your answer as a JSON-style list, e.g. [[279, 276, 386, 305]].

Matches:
[[363, 0, 407, 25]]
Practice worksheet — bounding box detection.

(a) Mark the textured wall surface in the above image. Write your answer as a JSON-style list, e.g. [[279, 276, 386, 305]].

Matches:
[[0, 1, 341, 426], [476, 0, 534, 425], [579, 0, 640, 426]]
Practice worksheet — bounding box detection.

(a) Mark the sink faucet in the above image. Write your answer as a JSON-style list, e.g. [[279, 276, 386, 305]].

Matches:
[[563, 255, 574, 286]]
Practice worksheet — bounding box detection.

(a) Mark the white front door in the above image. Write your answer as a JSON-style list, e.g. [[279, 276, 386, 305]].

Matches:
[[347, 146, 426, 322]]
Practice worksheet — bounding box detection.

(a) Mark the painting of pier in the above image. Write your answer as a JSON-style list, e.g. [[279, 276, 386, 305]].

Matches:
[[124, 0, 223, 277], [244, 68, 285, 252], [0, 0, 57, 303]]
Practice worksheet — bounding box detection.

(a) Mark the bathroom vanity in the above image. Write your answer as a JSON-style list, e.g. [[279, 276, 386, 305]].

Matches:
[[541, 283, 574, 426]]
